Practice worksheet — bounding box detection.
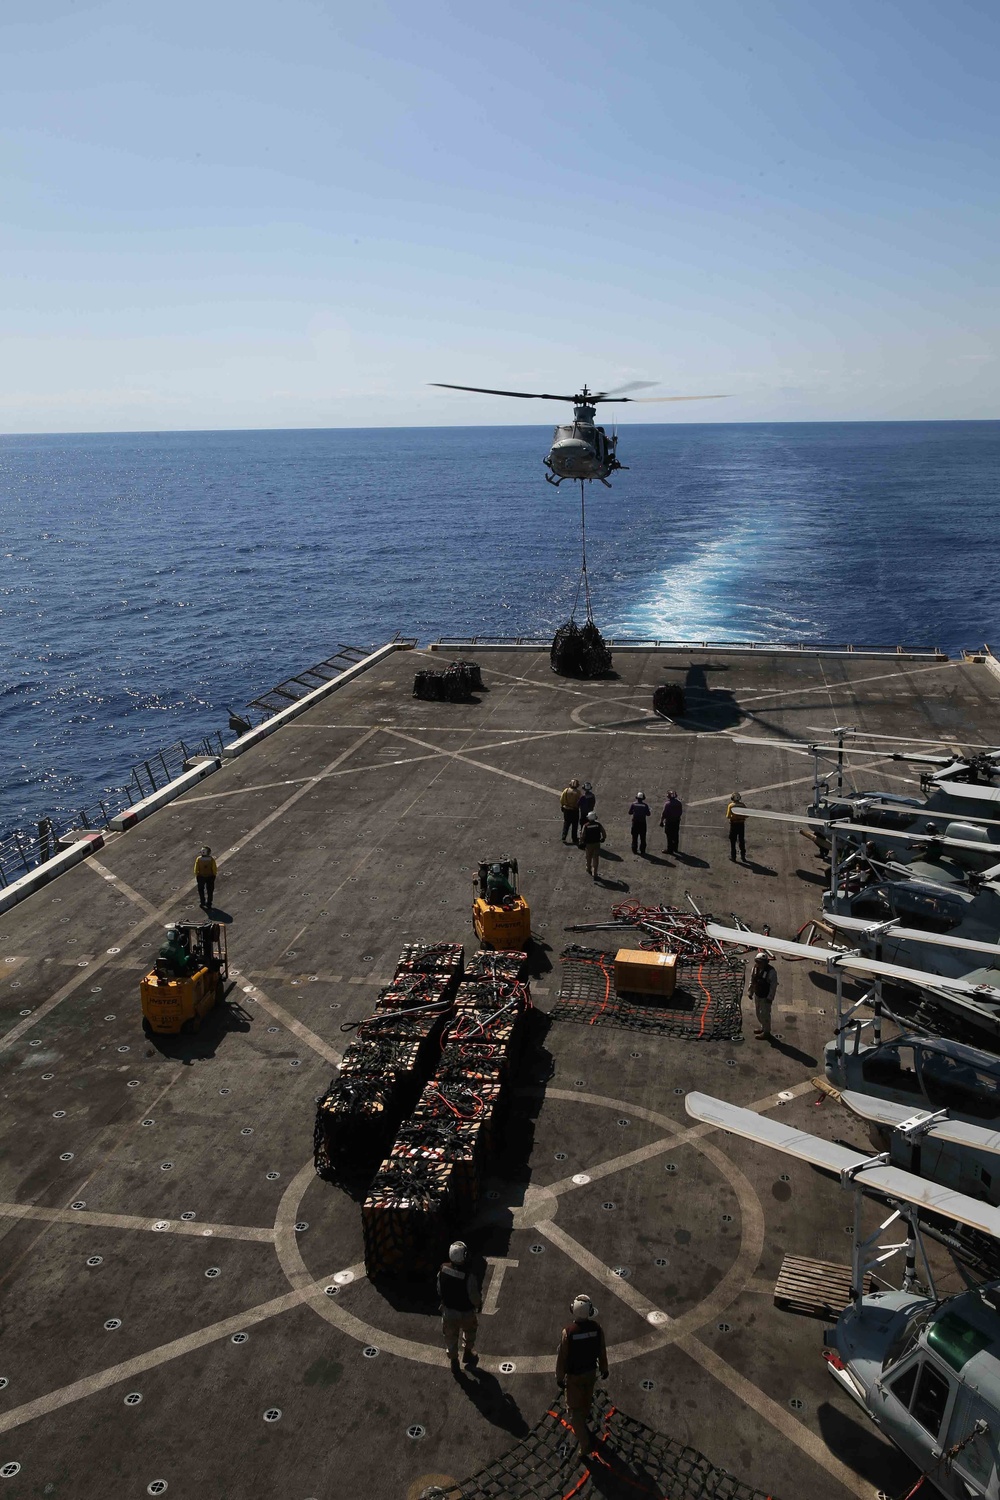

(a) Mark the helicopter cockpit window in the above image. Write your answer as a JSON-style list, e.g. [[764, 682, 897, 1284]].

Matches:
[[926, 1310, 995, 1373], [881, 1305, 936, 1371], [909, 1362, 952, 1439], [887, 1362, 919, 1409], [861, 1044, 922, 1094], [921, 1053, 1000, 1120], [890, 887, 965, 934], [868, 807, 918, 831], [851, 889, 893, 921]]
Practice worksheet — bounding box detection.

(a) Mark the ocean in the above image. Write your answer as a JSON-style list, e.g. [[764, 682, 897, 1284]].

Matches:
[[1, 420, 998, 836]]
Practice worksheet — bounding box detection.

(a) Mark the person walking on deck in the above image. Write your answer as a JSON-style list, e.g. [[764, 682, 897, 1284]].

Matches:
[[194, 847, 217, 910], [577, 782, 596, 823], [748, 950, 777, 1039], [580, 811, 606, 879], [726, 793, 747, 863], [438, 1241, 481, 1372], [660, 791, 683, 855], [560, 779, 582, 844], [628, 792, 651, 855], [556, 1294, 609, 1459]]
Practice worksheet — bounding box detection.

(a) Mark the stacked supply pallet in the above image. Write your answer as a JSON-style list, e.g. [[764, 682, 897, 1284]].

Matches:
[[313, 943, 463, 1181], [440, 948, 529, 1085], [363, 949, 529, 1280]]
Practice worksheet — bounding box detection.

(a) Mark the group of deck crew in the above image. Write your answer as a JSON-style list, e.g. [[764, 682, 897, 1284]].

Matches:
[[559, 779, 752, 875], [557, 780, 776, 1038], [438, 1241, 608, 1458]]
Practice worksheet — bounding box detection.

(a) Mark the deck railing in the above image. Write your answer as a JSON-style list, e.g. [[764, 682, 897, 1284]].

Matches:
[[429, 636, 949, 658], [0, 641, 384, 885]]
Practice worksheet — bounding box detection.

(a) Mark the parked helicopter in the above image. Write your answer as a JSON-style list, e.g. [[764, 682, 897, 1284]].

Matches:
[[429, 380, 728, 486], [685, 1090, 1000, 1499], [839, 1085, 1000, 1207], [710, 910, 1000, 1060], [731, 729, 1000, 852]]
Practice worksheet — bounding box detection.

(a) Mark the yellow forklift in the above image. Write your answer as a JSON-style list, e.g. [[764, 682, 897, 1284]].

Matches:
[[140, 921, 229, 1034], [472, 858, 531, 948]]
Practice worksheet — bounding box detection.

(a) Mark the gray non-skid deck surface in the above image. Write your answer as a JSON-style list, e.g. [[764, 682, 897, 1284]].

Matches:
[[0, 646, 996, 1499]]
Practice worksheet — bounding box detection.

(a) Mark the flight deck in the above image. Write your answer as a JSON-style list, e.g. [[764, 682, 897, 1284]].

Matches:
[[1, 642, 998, 1500]]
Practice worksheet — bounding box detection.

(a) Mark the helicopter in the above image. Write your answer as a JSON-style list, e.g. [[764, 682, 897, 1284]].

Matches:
[[429, 381, 728, 486], [685, 1089, 1000, 1498]]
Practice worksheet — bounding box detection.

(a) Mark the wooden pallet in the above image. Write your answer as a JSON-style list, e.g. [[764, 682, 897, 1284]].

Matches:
[[774, 1255, 873, 1319]]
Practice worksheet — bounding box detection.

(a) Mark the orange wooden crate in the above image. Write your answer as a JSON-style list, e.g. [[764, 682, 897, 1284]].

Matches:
[[614, 948, 677, 997]]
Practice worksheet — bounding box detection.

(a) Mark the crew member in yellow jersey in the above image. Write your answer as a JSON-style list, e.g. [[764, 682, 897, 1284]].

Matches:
[[193, 846, 217, 910], [726, 792, 747, 863]]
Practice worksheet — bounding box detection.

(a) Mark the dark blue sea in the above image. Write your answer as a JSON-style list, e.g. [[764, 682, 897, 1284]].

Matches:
[[2, 421, 998, 836]]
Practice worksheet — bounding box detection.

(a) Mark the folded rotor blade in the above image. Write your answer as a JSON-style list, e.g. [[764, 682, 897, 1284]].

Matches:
[[684, 1092, 1000, 1236]]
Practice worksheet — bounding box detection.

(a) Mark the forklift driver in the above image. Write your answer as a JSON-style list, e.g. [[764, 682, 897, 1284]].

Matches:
[[158, 927, 196, 980], [486, 863, 516, 906]]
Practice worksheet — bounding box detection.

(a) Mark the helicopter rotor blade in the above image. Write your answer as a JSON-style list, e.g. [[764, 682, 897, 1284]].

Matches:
[[429, 383, 577, 401], [609, 393, 732, 404], [591, 381, 660, 399]]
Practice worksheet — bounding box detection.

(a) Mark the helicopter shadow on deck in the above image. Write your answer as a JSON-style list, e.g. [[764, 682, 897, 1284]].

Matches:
[[667, 663, 743, 733], [817, 1402, 919, 1493], [143, 983, 251, 1063]]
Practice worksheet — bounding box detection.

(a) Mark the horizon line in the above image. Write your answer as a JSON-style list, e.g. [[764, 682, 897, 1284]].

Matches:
[[1, 416, 998, 439]]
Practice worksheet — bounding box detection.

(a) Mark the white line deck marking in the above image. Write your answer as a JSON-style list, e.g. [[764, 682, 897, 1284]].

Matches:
[[0, 1201, 274, 1241], [539, 1221, 661, 1319], [481, 1257, 519, 1316], [238, 976, 342, 1067], [677, 1331, 870, 1498], [687, 759, 898, 809], [735, 659, 959, 706], [216, 728, 379, 865], [0, 729, 378, 1055], [541, 1079, 816, 1198], [0, 1269, 351, 1437], [85, 858, 159, 916], [383, 729, 561, 796]]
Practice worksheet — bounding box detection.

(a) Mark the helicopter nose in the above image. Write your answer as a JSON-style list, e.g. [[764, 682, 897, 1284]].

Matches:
[[551, 439, 593, 472]]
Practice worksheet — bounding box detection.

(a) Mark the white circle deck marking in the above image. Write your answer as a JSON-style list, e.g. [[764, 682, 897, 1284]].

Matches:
[[276, 1087, 765, 1374]]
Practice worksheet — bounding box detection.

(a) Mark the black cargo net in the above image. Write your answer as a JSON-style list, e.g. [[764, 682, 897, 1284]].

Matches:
[[413, 659, 483, 701], [451, 1396, 776, 1500], [550, 619, 613, 678], [552, 947, 745, 1041]]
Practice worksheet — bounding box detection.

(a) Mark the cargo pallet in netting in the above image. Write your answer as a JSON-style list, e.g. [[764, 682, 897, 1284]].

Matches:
[[552, 946, 745, 1041], [362, 950, 530, 1280], [412, 660, 483, 702], [410, 1078, 504, 1209], [362, 1148, 456, 1280], [313, 943, 464, 1181]]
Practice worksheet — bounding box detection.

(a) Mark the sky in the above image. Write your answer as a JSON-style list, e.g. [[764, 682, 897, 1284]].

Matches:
[[1, 0, 998, 431]]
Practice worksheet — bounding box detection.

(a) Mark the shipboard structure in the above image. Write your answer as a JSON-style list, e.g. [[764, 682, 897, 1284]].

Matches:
[[1, 637, 999, 1498]]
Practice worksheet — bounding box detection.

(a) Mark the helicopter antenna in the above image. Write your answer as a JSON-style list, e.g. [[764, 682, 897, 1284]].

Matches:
[[570, 479, 594, 623]]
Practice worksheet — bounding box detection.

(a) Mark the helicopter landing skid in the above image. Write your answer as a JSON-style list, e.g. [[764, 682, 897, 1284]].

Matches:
[[544, 471, 565, 486]]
